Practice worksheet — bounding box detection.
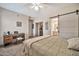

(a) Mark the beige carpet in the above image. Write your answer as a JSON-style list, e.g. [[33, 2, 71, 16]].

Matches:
[[0, 43, 25, 56]]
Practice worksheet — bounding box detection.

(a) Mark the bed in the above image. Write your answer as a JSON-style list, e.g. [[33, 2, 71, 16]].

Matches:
[[23, 35, 79, 56]]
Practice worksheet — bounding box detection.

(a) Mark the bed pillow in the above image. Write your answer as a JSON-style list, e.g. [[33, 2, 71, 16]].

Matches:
[[67, 37, 79, 50]]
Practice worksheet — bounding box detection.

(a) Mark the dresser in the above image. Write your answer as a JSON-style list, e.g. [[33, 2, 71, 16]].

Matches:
[[3, 33, 25, 45], [3, 35, 13, 45]]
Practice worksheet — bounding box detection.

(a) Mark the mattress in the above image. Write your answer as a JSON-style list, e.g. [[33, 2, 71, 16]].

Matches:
[[24, 36, 79, 56]]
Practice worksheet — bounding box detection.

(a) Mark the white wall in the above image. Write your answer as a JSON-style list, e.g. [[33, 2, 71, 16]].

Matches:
[[0, 8, 29, 45], [29, 20, 33, 37], [0, 8, 1, 36], [0, 8, 3, 45], [58, 5, 79, 15]]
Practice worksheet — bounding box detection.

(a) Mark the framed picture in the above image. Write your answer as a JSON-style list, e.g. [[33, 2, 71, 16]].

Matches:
[[16, 21, 22, 27]]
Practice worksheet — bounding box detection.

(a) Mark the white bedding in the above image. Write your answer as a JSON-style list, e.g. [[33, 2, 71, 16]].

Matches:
[[23, 35, 50, 48], [23, 36, 79, 56]]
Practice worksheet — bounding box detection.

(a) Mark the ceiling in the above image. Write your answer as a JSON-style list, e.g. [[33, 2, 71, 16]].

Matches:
[[0, 3, 79, 18]]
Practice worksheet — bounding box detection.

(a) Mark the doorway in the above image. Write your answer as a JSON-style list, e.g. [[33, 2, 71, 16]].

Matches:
[[35, 22, 43, 36], [51, 17, 59, 36], [39, 22, 43, 36]]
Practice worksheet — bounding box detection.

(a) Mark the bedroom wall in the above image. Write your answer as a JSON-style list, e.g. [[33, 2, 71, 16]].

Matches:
[[0, 8, 1, 36], [29, 20, 33, 37], [58, 4, 79, 15], [0, 8, 3, 45], [0, 8, 29, 45]]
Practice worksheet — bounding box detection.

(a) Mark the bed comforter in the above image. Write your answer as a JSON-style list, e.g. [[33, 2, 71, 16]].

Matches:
[[23, 36, 79, 56]]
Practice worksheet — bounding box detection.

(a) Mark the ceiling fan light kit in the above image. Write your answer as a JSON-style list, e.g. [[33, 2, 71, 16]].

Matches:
[[31, 3, 43, 11]]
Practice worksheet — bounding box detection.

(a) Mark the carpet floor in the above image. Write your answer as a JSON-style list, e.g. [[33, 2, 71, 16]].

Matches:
[[0, 43, 25, 56]]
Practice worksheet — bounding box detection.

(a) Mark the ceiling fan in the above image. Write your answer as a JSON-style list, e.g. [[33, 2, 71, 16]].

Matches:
[[30, 3, 43, 11]]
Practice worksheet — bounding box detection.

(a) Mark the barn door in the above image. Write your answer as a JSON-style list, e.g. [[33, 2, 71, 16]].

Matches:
[[59, 13, 78, 39]]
